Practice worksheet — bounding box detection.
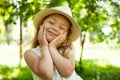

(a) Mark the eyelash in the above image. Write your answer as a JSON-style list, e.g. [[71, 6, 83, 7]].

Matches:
[[48, 20, 65, 30], [59, 26, 65, 30], [49, 21, 54, 25]]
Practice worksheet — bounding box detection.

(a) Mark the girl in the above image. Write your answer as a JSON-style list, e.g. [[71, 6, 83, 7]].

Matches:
[[24, 6, 82, 80]]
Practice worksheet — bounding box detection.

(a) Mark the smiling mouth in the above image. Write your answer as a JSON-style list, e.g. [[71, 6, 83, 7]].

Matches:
[[48, 31, 57, 36]]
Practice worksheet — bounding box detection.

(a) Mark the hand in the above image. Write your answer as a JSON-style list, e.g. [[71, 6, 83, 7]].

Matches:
[[49, 32, 67, 48], [38, 25, 48, 47]]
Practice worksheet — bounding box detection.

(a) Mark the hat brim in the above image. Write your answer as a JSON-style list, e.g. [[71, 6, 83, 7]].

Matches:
[[33, 9, 80, 42]]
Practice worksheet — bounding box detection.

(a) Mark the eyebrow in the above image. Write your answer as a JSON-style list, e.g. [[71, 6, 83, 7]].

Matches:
[[51, 17, 56, 22]]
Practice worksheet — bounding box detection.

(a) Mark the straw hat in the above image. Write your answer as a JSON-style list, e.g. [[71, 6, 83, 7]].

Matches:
[[33, 6, 80, 42]]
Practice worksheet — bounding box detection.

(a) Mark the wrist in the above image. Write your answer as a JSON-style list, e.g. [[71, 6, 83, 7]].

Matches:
[[40, 45, 48, 49], [49, 44, 57, 49]]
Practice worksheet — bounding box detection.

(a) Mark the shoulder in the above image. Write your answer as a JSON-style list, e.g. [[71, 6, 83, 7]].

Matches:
[[24, 49, 40, 67], [24, 49, 33, 56], [24, 49, 37, 60], [24, 46, 39, 55]]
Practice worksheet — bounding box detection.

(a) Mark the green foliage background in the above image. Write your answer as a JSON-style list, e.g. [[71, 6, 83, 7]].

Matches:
[[0, 0, 120, 45], [0, 0, 120, 80], [0, 60, 120, 80]]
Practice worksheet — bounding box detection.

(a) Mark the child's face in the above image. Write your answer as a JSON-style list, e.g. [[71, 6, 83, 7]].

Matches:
[[42, 14, 71, 42]]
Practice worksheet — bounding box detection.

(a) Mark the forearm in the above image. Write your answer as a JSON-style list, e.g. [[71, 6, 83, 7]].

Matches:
[[38, 45, 54, 79], [49, 46, 74, 77]]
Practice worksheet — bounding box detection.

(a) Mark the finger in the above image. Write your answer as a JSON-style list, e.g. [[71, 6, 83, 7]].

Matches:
[[56, 34, 63, 40], [63, 32, 67, 36], [38, 25, 44, 41], [43, 27, 46, 39], [39, 25, 44, 38], [63, 32, 67, 39], [52, 34, 63, 44], [59, 33, 67, 42], [39, 25, 43, 35]]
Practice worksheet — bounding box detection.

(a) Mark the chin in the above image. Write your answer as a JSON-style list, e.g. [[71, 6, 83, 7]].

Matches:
[[46, 35, 55, 42], [47, 37, 53, 42]]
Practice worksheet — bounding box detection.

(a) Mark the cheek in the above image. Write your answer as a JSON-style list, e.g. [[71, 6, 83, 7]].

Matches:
[[43, 22, 49, 29], [45, 26, 49, 29], [59, 30, 67, 34]]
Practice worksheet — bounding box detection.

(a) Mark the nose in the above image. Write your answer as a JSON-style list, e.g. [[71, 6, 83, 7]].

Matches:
[[52, 25, 58, 32]]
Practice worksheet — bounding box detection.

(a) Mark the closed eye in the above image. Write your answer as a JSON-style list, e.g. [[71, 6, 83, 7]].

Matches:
[[49, 21, 54, 25], [59, 26, 65, 30]]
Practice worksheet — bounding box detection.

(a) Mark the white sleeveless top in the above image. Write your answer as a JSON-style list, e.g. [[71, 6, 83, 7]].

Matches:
[[31, 46, 83, 80]]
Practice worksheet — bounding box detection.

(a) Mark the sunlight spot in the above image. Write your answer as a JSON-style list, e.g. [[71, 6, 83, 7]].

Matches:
[[10, 68, 20, 78], [79, 9, 88, 19], [73, 37, 81, 61], [108, 58, 120, 67], [0, 75, 3, 80], [96, 59, 110, 67], [112, 0, 120, 4], [101, 26, 112, 35]]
